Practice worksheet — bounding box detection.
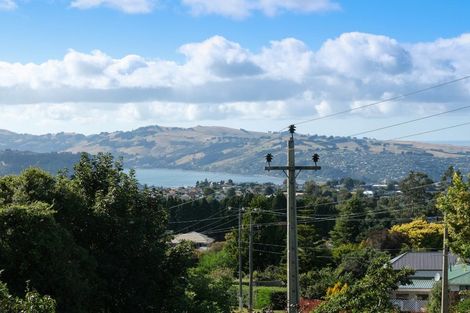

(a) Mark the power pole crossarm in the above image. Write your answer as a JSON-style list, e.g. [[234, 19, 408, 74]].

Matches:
[[264, 125, 321, 313], [265, 166, 321, 171]]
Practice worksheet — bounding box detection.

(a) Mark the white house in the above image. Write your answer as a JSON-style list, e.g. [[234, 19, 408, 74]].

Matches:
[[171, 231, 215, 250]]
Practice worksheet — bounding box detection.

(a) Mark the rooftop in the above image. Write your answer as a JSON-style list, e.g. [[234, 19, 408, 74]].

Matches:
[[171, 231, 215, 245], [390, 251, 458, 271]]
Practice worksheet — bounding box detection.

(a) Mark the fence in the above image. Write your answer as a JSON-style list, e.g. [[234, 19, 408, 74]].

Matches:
[[391, 299, 428, 312]]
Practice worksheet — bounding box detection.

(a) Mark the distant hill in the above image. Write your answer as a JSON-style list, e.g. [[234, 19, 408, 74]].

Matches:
[[0, 150, 80, 176], [1, 125, 470, 182]]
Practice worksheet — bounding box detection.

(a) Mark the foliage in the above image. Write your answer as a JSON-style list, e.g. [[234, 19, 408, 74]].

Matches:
[[184, 266, 236, 313], [304, 180, 320, 196], [269, 290, 287, 310], [326, 282, 348, 297], [254, 265, 286, 282], [300, 268, 337, 300], [0, 280, 56, 313], [454, 291, 470, 313], [301, 195, 337, 239], [330, 196, 369, 245], [224, 195, 286, 272], [398, 171, 437, 217], [334, 246, 387, 283], [197, 246, 234, 274], [298, 224, 332, 272], [426, 281, 441, 313], [0, 203, 95, 313], [255, 287, 275, 309], [252, 287, 287, 310], [331, 243, 359, 263], [0, 153, 199, 313], [391, 218, 443, 250], [437, 173, 470, 259], [363, 229, 410, 256], [314, 255, 413, 313]]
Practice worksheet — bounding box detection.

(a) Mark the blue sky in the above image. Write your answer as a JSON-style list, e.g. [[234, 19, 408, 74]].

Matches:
[[1, 0, 470, 142]]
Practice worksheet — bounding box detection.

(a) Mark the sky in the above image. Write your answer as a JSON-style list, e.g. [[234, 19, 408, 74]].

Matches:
[[1, 0, 470, 142]]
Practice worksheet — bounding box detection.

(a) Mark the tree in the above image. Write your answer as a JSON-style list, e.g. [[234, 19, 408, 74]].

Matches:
[[437, 172, 470, 259], [426, 282, 441, 313], [224, 195, 286, 272], [298, 224, 332, 272], [334, 246, 387, 283], [300, 268, 337, 300], [0, 280, 56, 313], [398, 171, 436, 218], [0, 153, 200, 313], [391, 218, 443, 251], [330, 196, 367, 245], [301, 195, 337, 239], [184, 267, 235, 313], [304, 180, 319, 195], [363, 229, 410, 256], [0, 203, 95, 313], [314, 255, 413, 313]]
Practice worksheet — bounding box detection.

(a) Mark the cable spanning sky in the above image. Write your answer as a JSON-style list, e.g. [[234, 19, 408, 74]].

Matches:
[[1, 0, 470, 142]]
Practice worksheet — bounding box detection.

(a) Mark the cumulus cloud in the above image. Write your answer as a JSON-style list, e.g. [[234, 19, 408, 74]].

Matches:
[[0, 0, 17, 10], [1, 33, 470, 132], [70, 0, 156, 13], [182, 0, 340, 18]]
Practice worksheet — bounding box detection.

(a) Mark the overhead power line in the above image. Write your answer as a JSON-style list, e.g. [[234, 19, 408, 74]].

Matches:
[[286, 75, 470, 129], [389, 121, 470, 141], [349, 104, 470, 137]]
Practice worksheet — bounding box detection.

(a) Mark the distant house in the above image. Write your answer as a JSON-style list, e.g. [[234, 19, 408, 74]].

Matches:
[[171, 231, 215, 250], [449, 263, 470, 292], [390, 251, 459, 312]]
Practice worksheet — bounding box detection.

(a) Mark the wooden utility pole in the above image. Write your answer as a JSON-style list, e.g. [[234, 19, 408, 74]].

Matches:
[[238, 207, 244, 312], [248, 210, 254, 313], [441, 214, 449, 313], [264, 125, 321, 313]]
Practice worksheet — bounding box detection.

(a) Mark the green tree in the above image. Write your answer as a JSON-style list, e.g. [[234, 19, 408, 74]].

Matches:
[[0, 153, 199, 313], [330, 196, 367, 245], [0, 280, 56, 313], [0, 203, 95, 313], [437, 172, 470, 259], [301, 195, 337, 239], [314, 255, 413, 313], [426, 282, 441, 313], [298, 224, 332, 272], [184, 267, 235, 313], [300, 268, 337, 300], [335, 246, 387, 283], [224, 195, 286, 272], [398, 171, 436, 218]]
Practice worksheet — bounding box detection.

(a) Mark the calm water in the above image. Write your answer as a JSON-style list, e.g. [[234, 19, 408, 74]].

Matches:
[[133, 168, 284, 187]]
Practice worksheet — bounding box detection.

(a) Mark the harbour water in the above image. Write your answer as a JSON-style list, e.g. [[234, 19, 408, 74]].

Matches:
[[133, 168, 284, 187]]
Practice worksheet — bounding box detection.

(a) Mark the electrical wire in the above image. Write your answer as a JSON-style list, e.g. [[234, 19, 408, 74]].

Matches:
[[168, 213, 238, 224], [349, 104, 470, 138], [287, 75, 470, 129], [388, 121, 470, 141]]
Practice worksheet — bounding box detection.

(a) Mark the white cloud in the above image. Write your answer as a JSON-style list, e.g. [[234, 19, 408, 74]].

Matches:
[[0, 0, 17, 10], [181, 0, 340, 18], [70, 0, 156, 13], [1, 32, 470, 134]]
